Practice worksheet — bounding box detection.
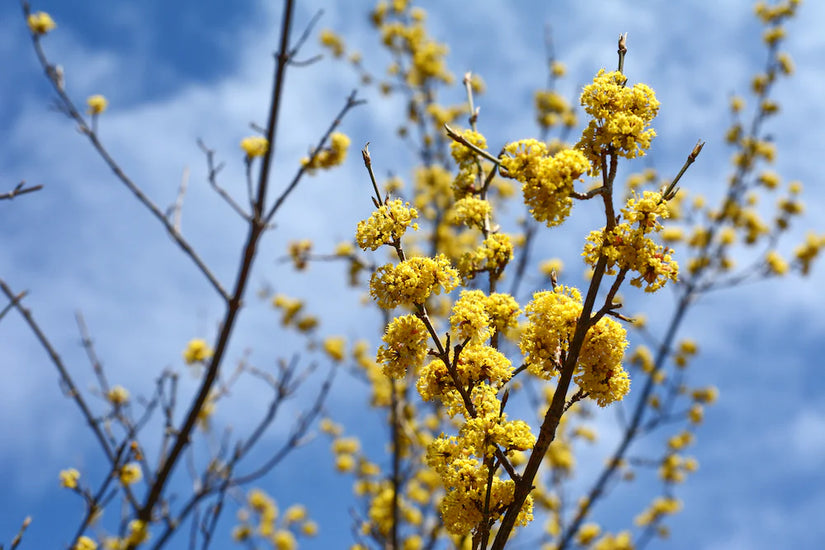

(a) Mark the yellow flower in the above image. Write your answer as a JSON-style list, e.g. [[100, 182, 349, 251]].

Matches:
[[376, 314, 429, 378], [119, 462, 142, 486], [60, 468, 80, 489], [87, 95, 108, 115], [27, 12, 57, 35], [301, 520, 319, 536], [272, 530, 296, 550], [106, 385, 129, 406], [240, 136, 269, 158], [356, 199, 419, 251], [73, 536, 98, 550], [125, 520, 149, 545], [323, 336, 346, 362], [301, 132, 350, 172], [183, 338, 213, 364], [284, 504, 307, 524]]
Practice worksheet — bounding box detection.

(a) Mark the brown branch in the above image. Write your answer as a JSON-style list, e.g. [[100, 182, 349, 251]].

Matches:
[[0, 181, 43, 200]]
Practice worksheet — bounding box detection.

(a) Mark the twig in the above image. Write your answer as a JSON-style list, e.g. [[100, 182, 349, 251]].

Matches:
[[0, 181, 43, 200]]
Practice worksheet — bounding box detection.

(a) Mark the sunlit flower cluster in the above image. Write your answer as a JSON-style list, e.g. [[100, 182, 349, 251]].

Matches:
[[520, 286, 630, 406], [183, 338, 213, 365], [240, 136, 269, 158], [233, 489, 318, 548], [27, 11, 56, 34], [450, 129, 488, 199], [369, 254, 459, 309], [376, 314, 429, 378], [577, 69, 660, 172], [450, 196, 491, 230], [457, 233, 513, 281], [500, 140, 590, 227], [302, 132, 351, 172], [356, 199, 419, 250]]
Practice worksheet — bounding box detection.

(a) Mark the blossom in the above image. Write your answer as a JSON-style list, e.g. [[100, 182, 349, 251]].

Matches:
[[119, 462, 142, 485], [356, 199, 419, 250], [27, 12, 56, 35], [60, 468, 80, 489], [450, 196, 491, 229], [85, 95, 108, 115], [302, 132, 350, 171], [284, 504, 307, 524], [183, 338, 213, 364], [500, 140, 590, 226], [319, 29, 345, 57], [240, 136, 269, 158], [323, 336, 346, 361], [449, 290, 493, 343], [577, 69, 660, 173], [376, 314, 429, 378], [520, 286, 583, 378], [106, 385, 129, 406], [73, 536, 97, 550], [369, 254, 459, 309]]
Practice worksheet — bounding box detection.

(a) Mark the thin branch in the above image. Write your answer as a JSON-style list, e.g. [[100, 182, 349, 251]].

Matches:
[[1, 181, 43, 200]]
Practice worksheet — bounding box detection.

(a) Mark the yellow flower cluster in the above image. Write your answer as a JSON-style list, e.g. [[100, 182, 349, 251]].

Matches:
[[356, 199, 419, 250], [448, 290, 520, 345], [413, 164, 452, 219], [183, 338, 213, 365], [577, 69, 660, 173], [271, 293, 318, 331], [73, 536, 97, 550], [450, 129, 488, 199], [520, 286, 630, 406], [240, 136, 269, 158], [534, 90, 576, 129], [119, 462, 142, 486], [500, 140, 590, 227], [369, 254, 459, 309], [27, 11, 56, 34], [87, 95, 108, 115], [457, 233, 513, 281], [287, 239, 312, 270], [425, 386, 535, 536], [378, 15, 453, 87], [417, 346, 513, 415], [450, 196, 491, 230], [583, 192, 679, 292], [233, 489, 318, 547], [302, 132, 351, 172], [106, 385, 129, 406], [323, 336, 346, 361], [376, 314, 429, 378], [635, 496, 682, 527], [319, 29, 345, 57], [60, 468, 80, 489]]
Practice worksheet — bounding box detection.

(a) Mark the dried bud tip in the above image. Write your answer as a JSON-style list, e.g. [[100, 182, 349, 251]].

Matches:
[[690, 140, 705, 161], [361, 143, 371, 166]]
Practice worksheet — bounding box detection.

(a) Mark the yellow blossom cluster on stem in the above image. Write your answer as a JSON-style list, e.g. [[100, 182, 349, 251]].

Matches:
[[302, 132, 351, 172], [240, 136, 269, 158], [356, 199, 419, 251], [369, 254, 459, 309], [500, 140, 590, 227], [520, 286, 630, 406], [27, 11, 56, 34], [577, 69, 660, 172], [233, 489, 318, 548], [583, 191, 679, 292], [376, 314, 429, 378]]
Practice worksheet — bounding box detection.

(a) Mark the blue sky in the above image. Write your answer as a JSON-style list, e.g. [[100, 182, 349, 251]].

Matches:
[[1, 1, 824, 549]]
